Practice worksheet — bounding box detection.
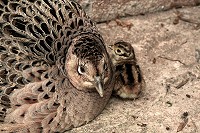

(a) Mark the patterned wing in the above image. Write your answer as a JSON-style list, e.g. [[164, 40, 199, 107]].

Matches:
[[0, 0, 97, 130]]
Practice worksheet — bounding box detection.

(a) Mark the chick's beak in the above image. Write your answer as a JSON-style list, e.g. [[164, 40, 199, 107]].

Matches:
[[94, 76, 104, 97]]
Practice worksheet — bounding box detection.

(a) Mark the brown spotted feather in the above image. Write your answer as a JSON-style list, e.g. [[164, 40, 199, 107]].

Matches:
[[0, 0, 114, 132]]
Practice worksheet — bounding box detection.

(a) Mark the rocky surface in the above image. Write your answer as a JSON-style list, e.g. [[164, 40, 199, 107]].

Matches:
[[69, 6, 200, 133], [77, 0, 200, 22]]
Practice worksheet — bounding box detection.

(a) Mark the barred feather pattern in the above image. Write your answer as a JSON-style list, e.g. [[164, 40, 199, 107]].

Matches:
[[0, 0, 113, 132]]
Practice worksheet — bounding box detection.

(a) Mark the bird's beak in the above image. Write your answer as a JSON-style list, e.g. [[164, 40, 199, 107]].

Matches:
[[94, 76, 104, 97]]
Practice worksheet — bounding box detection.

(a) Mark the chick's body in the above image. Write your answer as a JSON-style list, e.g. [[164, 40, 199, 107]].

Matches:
[[0, 0, 114, 132], [108, 41, 145, 99]]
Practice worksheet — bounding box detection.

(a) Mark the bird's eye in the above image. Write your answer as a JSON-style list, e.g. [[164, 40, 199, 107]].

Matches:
[[78, 65, 85, 74], [116, 48, 121, 54]]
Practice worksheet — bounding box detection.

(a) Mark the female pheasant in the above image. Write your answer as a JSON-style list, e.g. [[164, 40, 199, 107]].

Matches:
[[0, 0, 114, 132]]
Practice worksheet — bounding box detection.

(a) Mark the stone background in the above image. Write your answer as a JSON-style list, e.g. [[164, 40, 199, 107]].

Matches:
[[69, 1, 200, 133], [76, 0, 200, 22]]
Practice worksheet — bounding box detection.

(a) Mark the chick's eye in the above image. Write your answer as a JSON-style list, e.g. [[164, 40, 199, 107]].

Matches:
[[78, 65, 85, 75], [116, 48, 121, 54]]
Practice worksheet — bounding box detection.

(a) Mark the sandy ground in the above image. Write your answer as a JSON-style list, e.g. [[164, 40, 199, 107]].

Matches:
[[68, 6, 200, 133]]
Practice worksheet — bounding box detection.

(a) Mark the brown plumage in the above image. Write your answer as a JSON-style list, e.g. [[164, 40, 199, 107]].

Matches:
[[0, 0, 114, 132], [108, 41, 145, 99]]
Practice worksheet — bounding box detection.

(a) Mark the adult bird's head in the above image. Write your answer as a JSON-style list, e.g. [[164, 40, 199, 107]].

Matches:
[[65, 34, 113, 97]]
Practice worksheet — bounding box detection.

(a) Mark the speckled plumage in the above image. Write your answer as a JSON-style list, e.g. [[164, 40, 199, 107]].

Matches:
[[0, 0, 114, 132], [108, 41, 145, 99]]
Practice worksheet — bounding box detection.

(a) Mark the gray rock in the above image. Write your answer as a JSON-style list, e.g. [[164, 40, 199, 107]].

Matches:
[[76, 0, 200, 22]]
